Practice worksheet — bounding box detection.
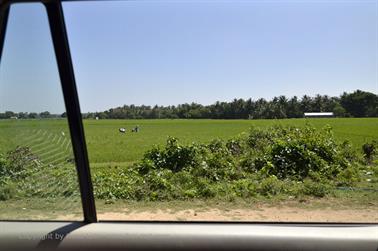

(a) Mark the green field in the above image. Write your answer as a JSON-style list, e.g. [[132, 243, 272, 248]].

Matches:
[[1, 118, 377, 166], [1, 118, 377, 221]]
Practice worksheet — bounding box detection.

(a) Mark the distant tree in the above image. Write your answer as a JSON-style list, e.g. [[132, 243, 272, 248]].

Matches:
[[17, 112, 28, 119], [81, 90, 376, 120], [28, 113, 38, 119], [313, 94, 324, 112], [300, 95, 313, 112], [39, 111, 50, 118], [61, 112, 67, 118], [97, 112, 108, 119], [340, 90, 378, 117], [5, 111, 15, 118], [286, 96, 303, 118], [333, 103, 346, 117]]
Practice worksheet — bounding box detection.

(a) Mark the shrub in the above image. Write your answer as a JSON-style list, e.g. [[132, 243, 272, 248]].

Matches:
[[226, 139, 243, 155], [208, 139, 226, 153], [256, 175, 282, 196], [3, 146, 40, 179], [362, 140, 377, 163], [0, 181, 17, 201], [301, 179, 332, 197], [141, 137, 201, 173], [195, 178, 219, 198], [336, 165, 360, 186], [246, 126, 277, 150], [232, 179, 257, 198], [18, 166, 79, 199], [249, 126, 355, 180], [93, 167, 143, 200], [131, 125, 362, 201]]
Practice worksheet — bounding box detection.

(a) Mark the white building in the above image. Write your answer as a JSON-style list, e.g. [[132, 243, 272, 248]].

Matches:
[[304, 112, 334, 118]]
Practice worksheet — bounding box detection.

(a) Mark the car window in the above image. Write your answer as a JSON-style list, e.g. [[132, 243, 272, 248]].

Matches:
[[0, 0, 377, 223], [0, 3, 82, 220], [62, 0, 378, 222]]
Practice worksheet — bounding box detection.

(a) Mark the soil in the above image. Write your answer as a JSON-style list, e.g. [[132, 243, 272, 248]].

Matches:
[[58, 206, 378, 222]]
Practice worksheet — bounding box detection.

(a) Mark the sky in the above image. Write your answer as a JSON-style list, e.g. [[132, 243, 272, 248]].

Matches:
[[0, 0, 377, 113]]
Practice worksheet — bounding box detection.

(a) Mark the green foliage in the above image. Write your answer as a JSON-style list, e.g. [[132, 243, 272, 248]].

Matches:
[[0, 180, 16, 201], [336, 166, 361, 186], [226, 139, 244, 155], [301, 179, 332, 197], [0, 123, 372, 202], [362, 140, 377, 163], [340, 90, 378, 117], [141, 137, 201, 173], [77, 90, 378, 120], [93, 167, 144, 200], [0, 155, 6, 178], [256, 176, 282, 196], [7, 118, 370, 164], [333, 103, 346, 117], [1, 146, 40, 179], [266, 126, 348, 179], [0, 146, 80, 200], [127, 125, 364, 201]]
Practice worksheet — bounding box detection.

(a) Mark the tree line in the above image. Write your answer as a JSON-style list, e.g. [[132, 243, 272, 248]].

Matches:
[[85, 90, 377, 120], [0, 111, 60, 119], [1, 90, 377, 120]]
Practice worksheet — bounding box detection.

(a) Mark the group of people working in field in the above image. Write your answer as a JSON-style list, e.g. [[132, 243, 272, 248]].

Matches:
[[119, 126, 139, 133]]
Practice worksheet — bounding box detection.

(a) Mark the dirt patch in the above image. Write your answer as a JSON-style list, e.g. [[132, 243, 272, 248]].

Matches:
[[93, 206, 378, 222]]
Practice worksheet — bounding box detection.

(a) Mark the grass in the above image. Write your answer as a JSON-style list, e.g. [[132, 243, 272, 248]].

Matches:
[[1, 118, 376, 165], [83, 118, 378, 164]]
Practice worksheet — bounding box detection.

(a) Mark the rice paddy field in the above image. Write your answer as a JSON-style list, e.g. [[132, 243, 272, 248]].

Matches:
[[0, 118, 377, 222], [85, 118, 378, 165], [1, 118, 377, 166]]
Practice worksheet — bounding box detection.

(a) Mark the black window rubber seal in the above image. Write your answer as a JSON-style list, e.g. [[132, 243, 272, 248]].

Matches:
[[0, 0, 98, 223]]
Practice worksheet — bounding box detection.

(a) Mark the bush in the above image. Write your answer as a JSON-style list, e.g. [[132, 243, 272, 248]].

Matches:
[[256, 175, 282, 196], [336, 166, 360, 186], [129, 125, 363, 201], [93, 167, 143, 200], [251, 126, 353, 180], [141, 137, 201, 173], [226, 139, 243, 155], [2, 146, 40, 179], [0, 181, 17, 201], [301, 179, 332, 197], [362, 140, 377, 163], [232, 179, 257, 198]]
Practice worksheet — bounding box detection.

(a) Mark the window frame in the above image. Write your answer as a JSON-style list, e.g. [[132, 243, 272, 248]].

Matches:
[[0, 0, 377, 227], [0, 0, 97, 223], [1, 3, 378, 249]]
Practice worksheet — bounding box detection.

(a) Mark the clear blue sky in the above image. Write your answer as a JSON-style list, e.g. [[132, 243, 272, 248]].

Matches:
[[0, 0, 377, 113]]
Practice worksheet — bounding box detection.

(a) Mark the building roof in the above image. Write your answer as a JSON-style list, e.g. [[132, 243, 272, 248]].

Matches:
[[304, 112, 334, 116]]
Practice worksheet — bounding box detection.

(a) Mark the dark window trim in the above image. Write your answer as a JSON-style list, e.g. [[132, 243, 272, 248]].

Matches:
[[0, 0, 97, 223]]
